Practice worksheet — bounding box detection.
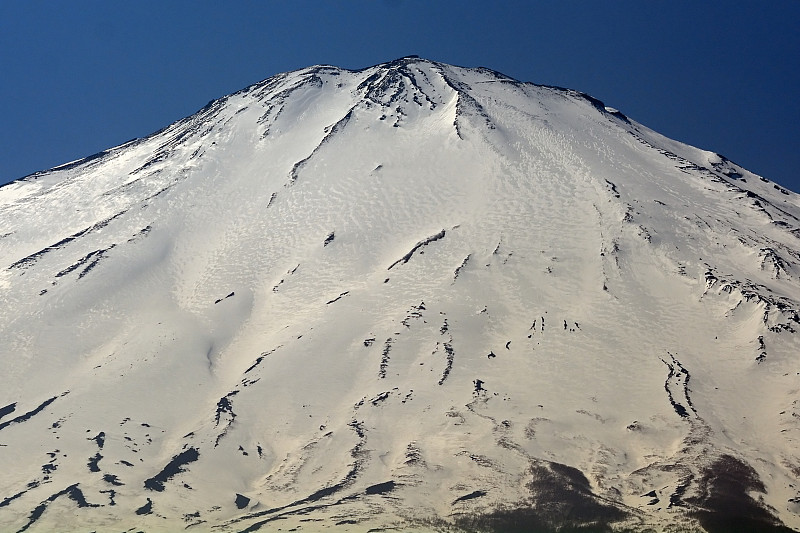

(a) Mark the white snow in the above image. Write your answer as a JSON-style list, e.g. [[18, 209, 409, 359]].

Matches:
[[0, 57, 798, 532]]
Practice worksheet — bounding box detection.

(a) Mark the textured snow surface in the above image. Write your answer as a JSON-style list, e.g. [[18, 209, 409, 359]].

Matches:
[[1, 57, 799, 532]]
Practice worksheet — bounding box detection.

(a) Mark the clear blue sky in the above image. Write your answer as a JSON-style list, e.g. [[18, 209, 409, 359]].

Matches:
[[1, 1, 798, 192]]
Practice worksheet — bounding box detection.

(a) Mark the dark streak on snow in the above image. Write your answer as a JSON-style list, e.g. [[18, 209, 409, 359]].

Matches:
[[215, 291, 235, 304], [439, 342, 455, 385], [17, 484, 98, 532], [642, 489, 660, 506], [453, 254, 471, 282], [402, 301, 426, 327], [387, 229, 446, 270], [8, 212, 126, 271], [54, 244, 118, 279], [0, 402, 16, 421], [379, 338, 393, 378], [227, 420, 368, 532], [126, 225, 152, 243], [453, 490, 487, 504], [100, 489, 116, 506], [660, 353, 696, 419], [325, 291, 349, 305], [288, 107, 356, 186], [756, 335, 767, 363], [0, 395, 62, 432], [370, 391, 391, 406], [0, 489, 27, 508], [244, 346, 281, 375]]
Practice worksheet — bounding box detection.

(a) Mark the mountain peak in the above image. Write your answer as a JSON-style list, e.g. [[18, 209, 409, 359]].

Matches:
[[1, 59, 799, 532]]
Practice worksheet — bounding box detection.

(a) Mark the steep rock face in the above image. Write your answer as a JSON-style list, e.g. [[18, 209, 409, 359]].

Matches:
[[0, 57, 799, 532]]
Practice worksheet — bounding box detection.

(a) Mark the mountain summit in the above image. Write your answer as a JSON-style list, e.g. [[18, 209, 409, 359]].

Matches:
[[1, 57, 799, 532]]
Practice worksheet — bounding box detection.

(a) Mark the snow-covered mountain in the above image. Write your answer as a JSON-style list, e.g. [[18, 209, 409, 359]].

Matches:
[[1, 56, 799, 532]]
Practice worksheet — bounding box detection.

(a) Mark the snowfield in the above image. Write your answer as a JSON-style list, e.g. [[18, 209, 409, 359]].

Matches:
[[1, 57, 799, 532]]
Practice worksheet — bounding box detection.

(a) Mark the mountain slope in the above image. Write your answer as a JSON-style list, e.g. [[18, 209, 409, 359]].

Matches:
[[1, 57, 799, 532]]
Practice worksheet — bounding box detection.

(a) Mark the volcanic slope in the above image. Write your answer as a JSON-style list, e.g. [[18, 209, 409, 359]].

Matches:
[[1, 57, 799, 532]]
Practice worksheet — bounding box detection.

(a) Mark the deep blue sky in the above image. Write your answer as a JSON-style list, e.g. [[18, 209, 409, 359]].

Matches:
[[1, 1, 798, 192]]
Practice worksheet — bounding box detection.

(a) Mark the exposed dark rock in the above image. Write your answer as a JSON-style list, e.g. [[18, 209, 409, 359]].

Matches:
[[144, 447, 200, 492], [453, 461, 626, 532], [642, 489, 659, 506], [87, 452, 102, 472], [100, 489, 117, 505], [605, 179, 620, 198], [756, 335, 767, 363], [215, 392, 239, 426], [687, 455, 794, 533], [89, 431, 105, 448], [103, 473, 124, 486], [370, 391, 391, 406], [235, 493, 251, 509], [0, 402, 16, 421], [365, 481, 396, 495], [135, 498, 153, 515]]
